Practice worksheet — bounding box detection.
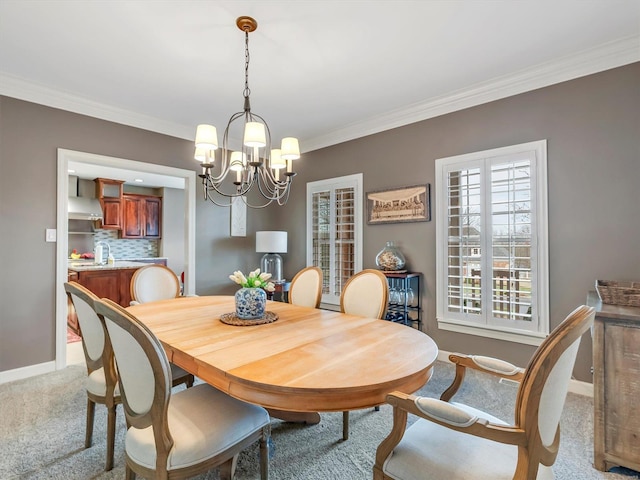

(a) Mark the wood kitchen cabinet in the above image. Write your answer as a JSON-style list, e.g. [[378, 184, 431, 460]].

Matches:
[[121, 194, 162, 239], [95, 178, 124, 229], [73, 268, 141, 308], [589, 292, 640, 473]]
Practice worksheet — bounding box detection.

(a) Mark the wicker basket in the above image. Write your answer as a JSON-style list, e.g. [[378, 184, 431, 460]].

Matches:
[[595, 280, 640, 307]]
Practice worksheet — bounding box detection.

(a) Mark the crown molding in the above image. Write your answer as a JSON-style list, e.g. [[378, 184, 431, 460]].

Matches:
[[303, 35, 640, 152], [1, 35, 638, 151], [0, 74, 195, 140]]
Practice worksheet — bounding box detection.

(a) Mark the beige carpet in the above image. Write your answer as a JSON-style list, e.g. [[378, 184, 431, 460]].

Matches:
[[1, 361, 639, 480]]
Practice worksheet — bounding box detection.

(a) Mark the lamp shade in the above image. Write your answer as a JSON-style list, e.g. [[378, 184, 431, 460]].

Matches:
[[244, 122, 267, 148], [195, 124, 218, 150], [194, 147, 206, 163], [256, 231, 287, 253], [281, 137, 300, 160], [270, 149, 286, 169], [229, 151, 247, 171]]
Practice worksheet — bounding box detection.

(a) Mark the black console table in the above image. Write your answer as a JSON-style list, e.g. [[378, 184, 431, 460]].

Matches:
[[382, 272, 422, 330]]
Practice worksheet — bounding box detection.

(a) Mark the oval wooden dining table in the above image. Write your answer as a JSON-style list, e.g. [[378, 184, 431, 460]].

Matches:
[[128, 295, 438, 435]]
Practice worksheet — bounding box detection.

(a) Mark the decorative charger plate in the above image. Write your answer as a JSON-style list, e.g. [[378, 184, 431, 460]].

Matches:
[[219, 311, 278, 326]]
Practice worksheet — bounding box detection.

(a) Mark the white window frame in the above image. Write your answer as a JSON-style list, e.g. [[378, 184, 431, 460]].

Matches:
[[435, 140, 549, 346], [306, 173, 363, 307]]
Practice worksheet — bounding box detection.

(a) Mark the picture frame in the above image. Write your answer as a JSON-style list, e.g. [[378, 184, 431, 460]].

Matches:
[[366, 184, 430, 225], [230, 196, 247, 236]]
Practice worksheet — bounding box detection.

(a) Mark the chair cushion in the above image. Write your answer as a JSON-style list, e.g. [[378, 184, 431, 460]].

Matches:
[[125, 384, 270, 471], [383, 402, 553, 480], [86, 367, 120, 397]]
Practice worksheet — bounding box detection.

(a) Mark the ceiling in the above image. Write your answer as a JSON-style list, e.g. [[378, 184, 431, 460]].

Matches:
[[1, 1, 639, 163]]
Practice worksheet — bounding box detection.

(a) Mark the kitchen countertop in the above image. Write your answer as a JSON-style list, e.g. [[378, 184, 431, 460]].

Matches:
[[68, 260, 150, 272], [119, 257, 168, 262]]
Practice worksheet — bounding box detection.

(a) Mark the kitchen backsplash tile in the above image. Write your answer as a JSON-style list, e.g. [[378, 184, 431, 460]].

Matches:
[[94, 229, 158, 258]]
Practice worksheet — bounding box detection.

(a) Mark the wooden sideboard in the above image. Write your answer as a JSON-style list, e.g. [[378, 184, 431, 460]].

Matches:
[[588, 291, 640, 473]]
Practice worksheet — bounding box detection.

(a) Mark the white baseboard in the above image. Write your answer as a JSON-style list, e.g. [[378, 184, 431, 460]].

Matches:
[[0, 360, 56, 385], [436, 350, 593, 398]]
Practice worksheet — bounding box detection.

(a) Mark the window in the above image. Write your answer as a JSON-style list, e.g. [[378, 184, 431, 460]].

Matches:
[[435, 140, 548, 345], [307, 174, 363, 306]]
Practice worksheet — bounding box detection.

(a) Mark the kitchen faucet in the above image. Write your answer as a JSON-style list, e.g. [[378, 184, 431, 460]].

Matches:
[[94, 241, 111, 265]]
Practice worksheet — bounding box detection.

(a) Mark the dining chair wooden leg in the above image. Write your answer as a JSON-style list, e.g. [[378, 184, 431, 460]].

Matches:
[[343, 411, 349, 440], [125, 464, 135, 480], [218, 454, 238, 480], [85, 398, 95, 448], [105, 404, 117, 471], [259, 430, 270, 480]]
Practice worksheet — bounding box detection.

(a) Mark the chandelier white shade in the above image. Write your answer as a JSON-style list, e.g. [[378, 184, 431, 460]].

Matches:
[[193, 16, 301, 208]]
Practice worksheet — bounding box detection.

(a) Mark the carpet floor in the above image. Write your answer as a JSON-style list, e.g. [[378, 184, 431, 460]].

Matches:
[[1, 361, 638, 480]]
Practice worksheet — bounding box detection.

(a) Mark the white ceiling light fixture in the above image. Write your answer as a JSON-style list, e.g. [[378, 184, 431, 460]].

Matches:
[[193, 16, 301, 208]]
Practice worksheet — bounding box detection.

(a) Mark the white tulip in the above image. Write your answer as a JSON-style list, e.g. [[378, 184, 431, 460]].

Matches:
[[259, 272, 272, 282]]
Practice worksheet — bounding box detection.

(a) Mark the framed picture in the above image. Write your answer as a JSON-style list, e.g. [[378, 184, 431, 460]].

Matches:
[[230, 196, 247, 237], [366, 184, 430, 225]]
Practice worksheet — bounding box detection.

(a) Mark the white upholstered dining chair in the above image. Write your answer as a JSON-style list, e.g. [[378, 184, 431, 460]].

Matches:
[[340, 268, 389, 320], [288, 266, 323, 308], [94, 298, 272, 480], [339, 268, 389, 440], [374, 305, 595, 480], [128, 264, 195, 388], [64, 281, 120, 471], [65, 281, 195, 471], [130, 264, 181, 305]]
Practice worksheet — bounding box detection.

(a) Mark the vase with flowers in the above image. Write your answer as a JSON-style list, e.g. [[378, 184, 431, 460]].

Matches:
[[229, 269, 275, 319]]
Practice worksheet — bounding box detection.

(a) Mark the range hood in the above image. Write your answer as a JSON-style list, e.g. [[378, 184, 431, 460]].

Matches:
[[68, 196, 103, 220], [68, 175, 103, 220]]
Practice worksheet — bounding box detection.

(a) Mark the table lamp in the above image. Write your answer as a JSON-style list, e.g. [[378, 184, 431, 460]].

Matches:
[[256, 231, 287, 282]]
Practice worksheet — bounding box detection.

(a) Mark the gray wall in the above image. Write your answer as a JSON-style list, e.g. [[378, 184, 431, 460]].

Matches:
[[276, 63, 640, 382], [0, 97, 260, 371], [161, 187, 186, 276], [1, 63, 638, 382]]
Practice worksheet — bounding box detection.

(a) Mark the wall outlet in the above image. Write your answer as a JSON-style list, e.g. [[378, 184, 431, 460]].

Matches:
[[45, 228, 57, 242]]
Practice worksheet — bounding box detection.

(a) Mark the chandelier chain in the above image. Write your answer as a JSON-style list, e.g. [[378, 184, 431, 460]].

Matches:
[[243, 31, 251, 100]]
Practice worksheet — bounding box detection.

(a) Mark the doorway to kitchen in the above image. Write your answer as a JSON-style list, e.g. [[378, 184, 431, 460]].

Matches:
[[56, 149, 197, 370]]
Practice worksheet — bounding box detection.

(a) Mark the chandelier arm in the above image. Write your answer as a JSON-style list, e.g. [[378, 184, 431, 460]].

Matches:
[[255, 172, 293, 204], [203, 173, 255, 198], [203, 187, 234, 207], [257, 162, 291, 190], [239, 193, 276, 209], [255, 168, 290, 198]]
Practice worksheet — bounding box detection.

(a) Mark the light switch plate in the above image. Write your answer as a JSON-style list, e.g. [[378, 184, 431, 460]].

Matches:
[[45, 228, 57, 242]]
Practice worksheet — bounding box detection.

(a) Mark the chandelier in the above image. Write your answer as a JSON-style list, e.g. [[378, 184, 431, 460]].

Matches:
[[193, 16, 300, 208]]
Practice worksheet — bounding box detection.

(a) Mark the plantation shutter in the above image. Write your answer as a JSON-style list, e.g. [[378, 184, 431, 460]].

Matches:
[[439, 144, 544, 336], [308, 174, 362, 306]]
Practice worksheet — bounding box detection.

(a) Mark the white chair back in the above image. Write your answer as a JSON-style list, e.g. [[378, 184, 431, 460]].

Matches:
[[96, 299, 171, 421], [516, 304, 595, 455], [289, 266, 323, 308], [130, 264, 180, 304], [340, 269, 388, 319], [70, 292, 105, 362], [538, 341, 580, 445]]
